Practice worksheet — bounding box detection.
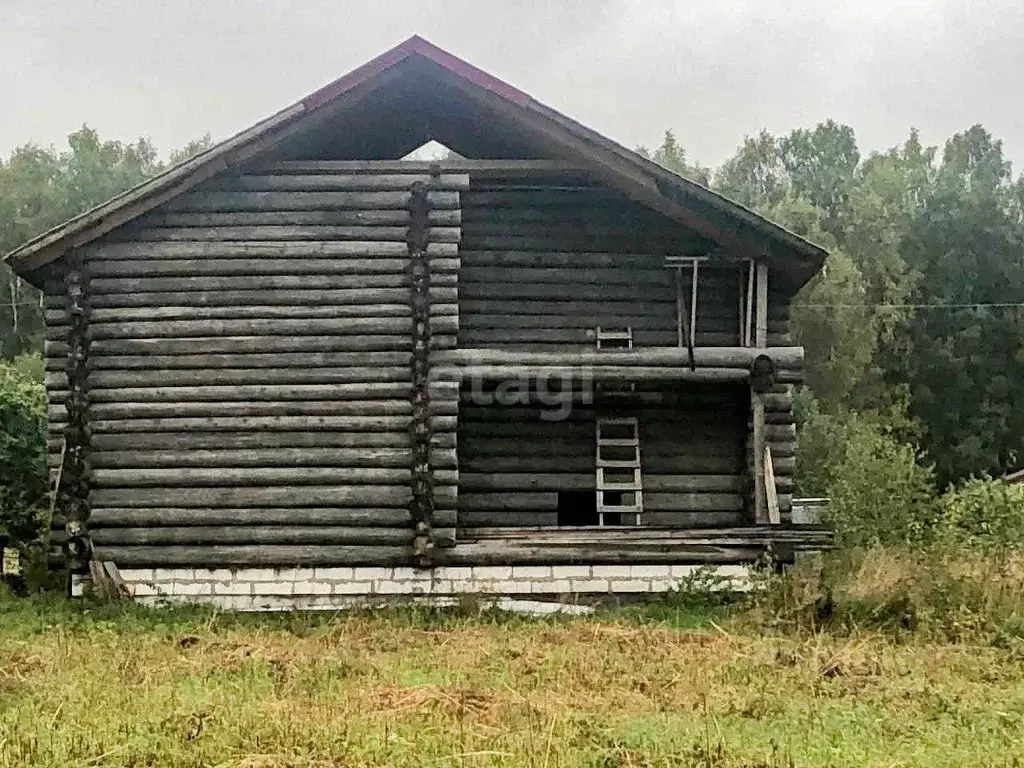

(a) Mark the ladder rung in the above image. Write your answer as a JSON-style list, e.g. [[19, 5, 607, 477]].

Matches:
[[597, 460, 640, 469], [597, 439, 639, 448]]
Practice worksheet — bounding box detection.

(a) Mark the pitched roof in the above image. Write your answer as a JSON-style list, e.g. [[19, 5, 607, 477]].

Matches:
[[6, 35, 827, 286]]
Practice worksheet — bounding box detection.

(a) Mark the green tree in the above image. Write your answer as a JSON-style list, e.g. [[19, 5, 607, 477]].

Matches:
[[0, 127, 213, 356]]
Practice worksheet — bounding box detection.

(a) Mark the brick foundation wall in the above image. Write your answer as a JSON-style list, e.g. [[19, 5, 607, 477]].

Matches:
[[70, 564, 750, 611]]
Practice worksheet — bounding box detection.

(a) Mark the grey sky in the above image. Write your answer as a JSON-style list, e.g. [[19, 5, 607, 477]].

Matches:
[[4, 0, 1024, 174]]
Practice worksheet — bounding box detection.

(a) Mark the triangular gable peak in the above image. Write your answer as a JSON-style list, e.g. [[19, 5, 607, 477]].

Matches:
[[6, 35, 826, 288]]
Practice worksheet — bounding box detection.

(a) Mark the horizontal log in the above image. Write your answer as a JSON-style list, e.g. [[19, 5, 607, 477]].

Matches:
[[91, 545, 415, 567], [209, 172, 470, 192], [88, 257, 459, 278], [90, 485, 459, 508], [91, 526, 415, 546], [459, 455, 747, 475], [89, 287, 457, 309], [460, 281, 671, 302], [436, 347, 804, 368], [86, 316, 456, 340], [90, 273, 456, 294], [89, 431, 457, 451], [162, 190, 460, 212], [57, 335, 419, 356], [137, 209, 461, 228], [90, 447, 457, 470], [458, 512, 558, 527], [86, 350, 413, 370], [88, 507, 458, 527], [644, 493, 745, 512], [88, 382, 413, 403], [84, 368, 411, 387], [459, 473, 593, 492], [80, 299, 458, 324], [120, 225, 462, 243], [92, 467, 459, 487], [435, 365, 751, 383], [458, 492, 558, 511], [89, 240, 455, 260], [87, 400, 431, 420], [90, 415, 457, 433]]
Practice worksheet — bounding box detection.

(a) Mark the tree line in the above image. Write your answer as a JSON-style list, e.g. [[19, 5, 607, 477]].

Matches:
[[1, 121, 1022, 490]]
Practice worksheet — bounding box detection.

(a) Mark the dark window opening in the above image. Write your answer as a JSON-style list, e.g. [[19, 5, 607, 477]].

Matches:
[[557, 491, 598, 526]]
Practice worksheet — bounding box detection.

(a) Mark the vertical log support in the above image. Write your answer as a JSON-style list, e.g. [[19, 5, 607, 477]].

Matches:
[[59, 251, 93, 567], [407, 179, 434, 566], [751, 261, 769, 524]]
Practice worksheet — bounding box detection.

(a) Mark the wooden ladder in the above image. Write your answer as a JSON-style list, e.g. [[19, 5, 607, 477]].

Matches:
[[595, 417, 644, 526], [596, 326, 635, 395]]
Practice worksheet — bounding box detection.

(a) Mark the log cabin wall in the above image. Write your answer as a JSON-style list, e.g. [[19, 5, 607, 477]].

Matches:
[[43, 164, 467, 568], [456, 175, 796, 528]]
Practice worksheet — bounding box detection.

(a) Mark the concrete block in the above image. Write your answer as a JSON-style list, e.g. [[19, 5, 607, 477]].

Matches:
[[533, 579, 572, 594], [172, 581, 212, 596], [254, 581, 293, 596], [511, 566, 552, 579], [118, 569, 153, 582], [552, 565, 592, 579], [212, 581, 252, 596], [353, 567, 392, 580], [570, 578, 610, 593], [471, 566, 513, 580], [435, 566, 473, 582], [608, 579, 652, 593], [592, 565, 632, 579], [313, 567, 355, 581], [333, 580, 373, 595], [247, 569, 278, 582], [630, 565, 672, 579]]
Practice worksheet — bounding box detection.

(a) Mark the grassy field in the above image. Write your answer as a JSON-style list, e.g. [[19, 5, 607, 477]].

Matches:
[[2, 587, 1024, 768]]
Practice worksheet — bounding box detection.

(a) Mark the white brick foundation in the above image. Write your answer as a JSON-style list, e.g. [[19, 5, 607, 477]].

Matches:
[[70, 564, 750, 611]]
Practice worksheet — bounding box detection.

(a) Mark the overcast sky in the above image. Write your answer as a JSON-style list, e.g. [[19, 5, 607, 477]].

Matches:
[[4, 0, 1023, 173]]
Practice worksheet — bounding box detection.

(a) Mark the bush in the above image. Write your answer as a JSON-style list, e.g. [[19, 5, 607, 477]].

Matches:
[[0, 355, 48, 546], [747, 547, 1024, 644], [938, 475, 1024, 552], [821, 414, 940, 547]]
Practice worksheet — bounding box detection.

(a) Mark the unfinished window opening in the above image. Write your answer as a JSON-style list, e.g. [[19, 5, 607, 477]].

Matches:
[[557, 491, 599, 527]]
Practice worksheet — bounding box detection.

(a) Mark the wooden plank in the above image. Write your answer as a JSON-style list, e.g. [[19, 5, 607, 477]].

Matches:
[[765, 446, 781, 525]]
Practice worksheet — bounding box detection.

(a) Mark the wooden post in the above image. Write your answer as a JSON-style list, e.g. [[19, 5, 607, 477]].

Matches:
[[752, 260, 769, 524], [764, 445, 781, 524], [58, 251, 93, 566], [407, 178, 435, 566]]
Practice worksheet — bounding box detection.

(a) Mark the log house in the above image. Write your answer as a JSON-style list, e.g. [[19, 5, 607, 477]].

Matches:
[[7, 37, 830, 605]]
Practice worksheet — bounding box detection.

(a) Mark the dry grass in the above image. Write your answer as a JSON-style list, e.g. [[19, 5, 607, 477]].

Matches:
[[2, 591, 1024, 767]]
